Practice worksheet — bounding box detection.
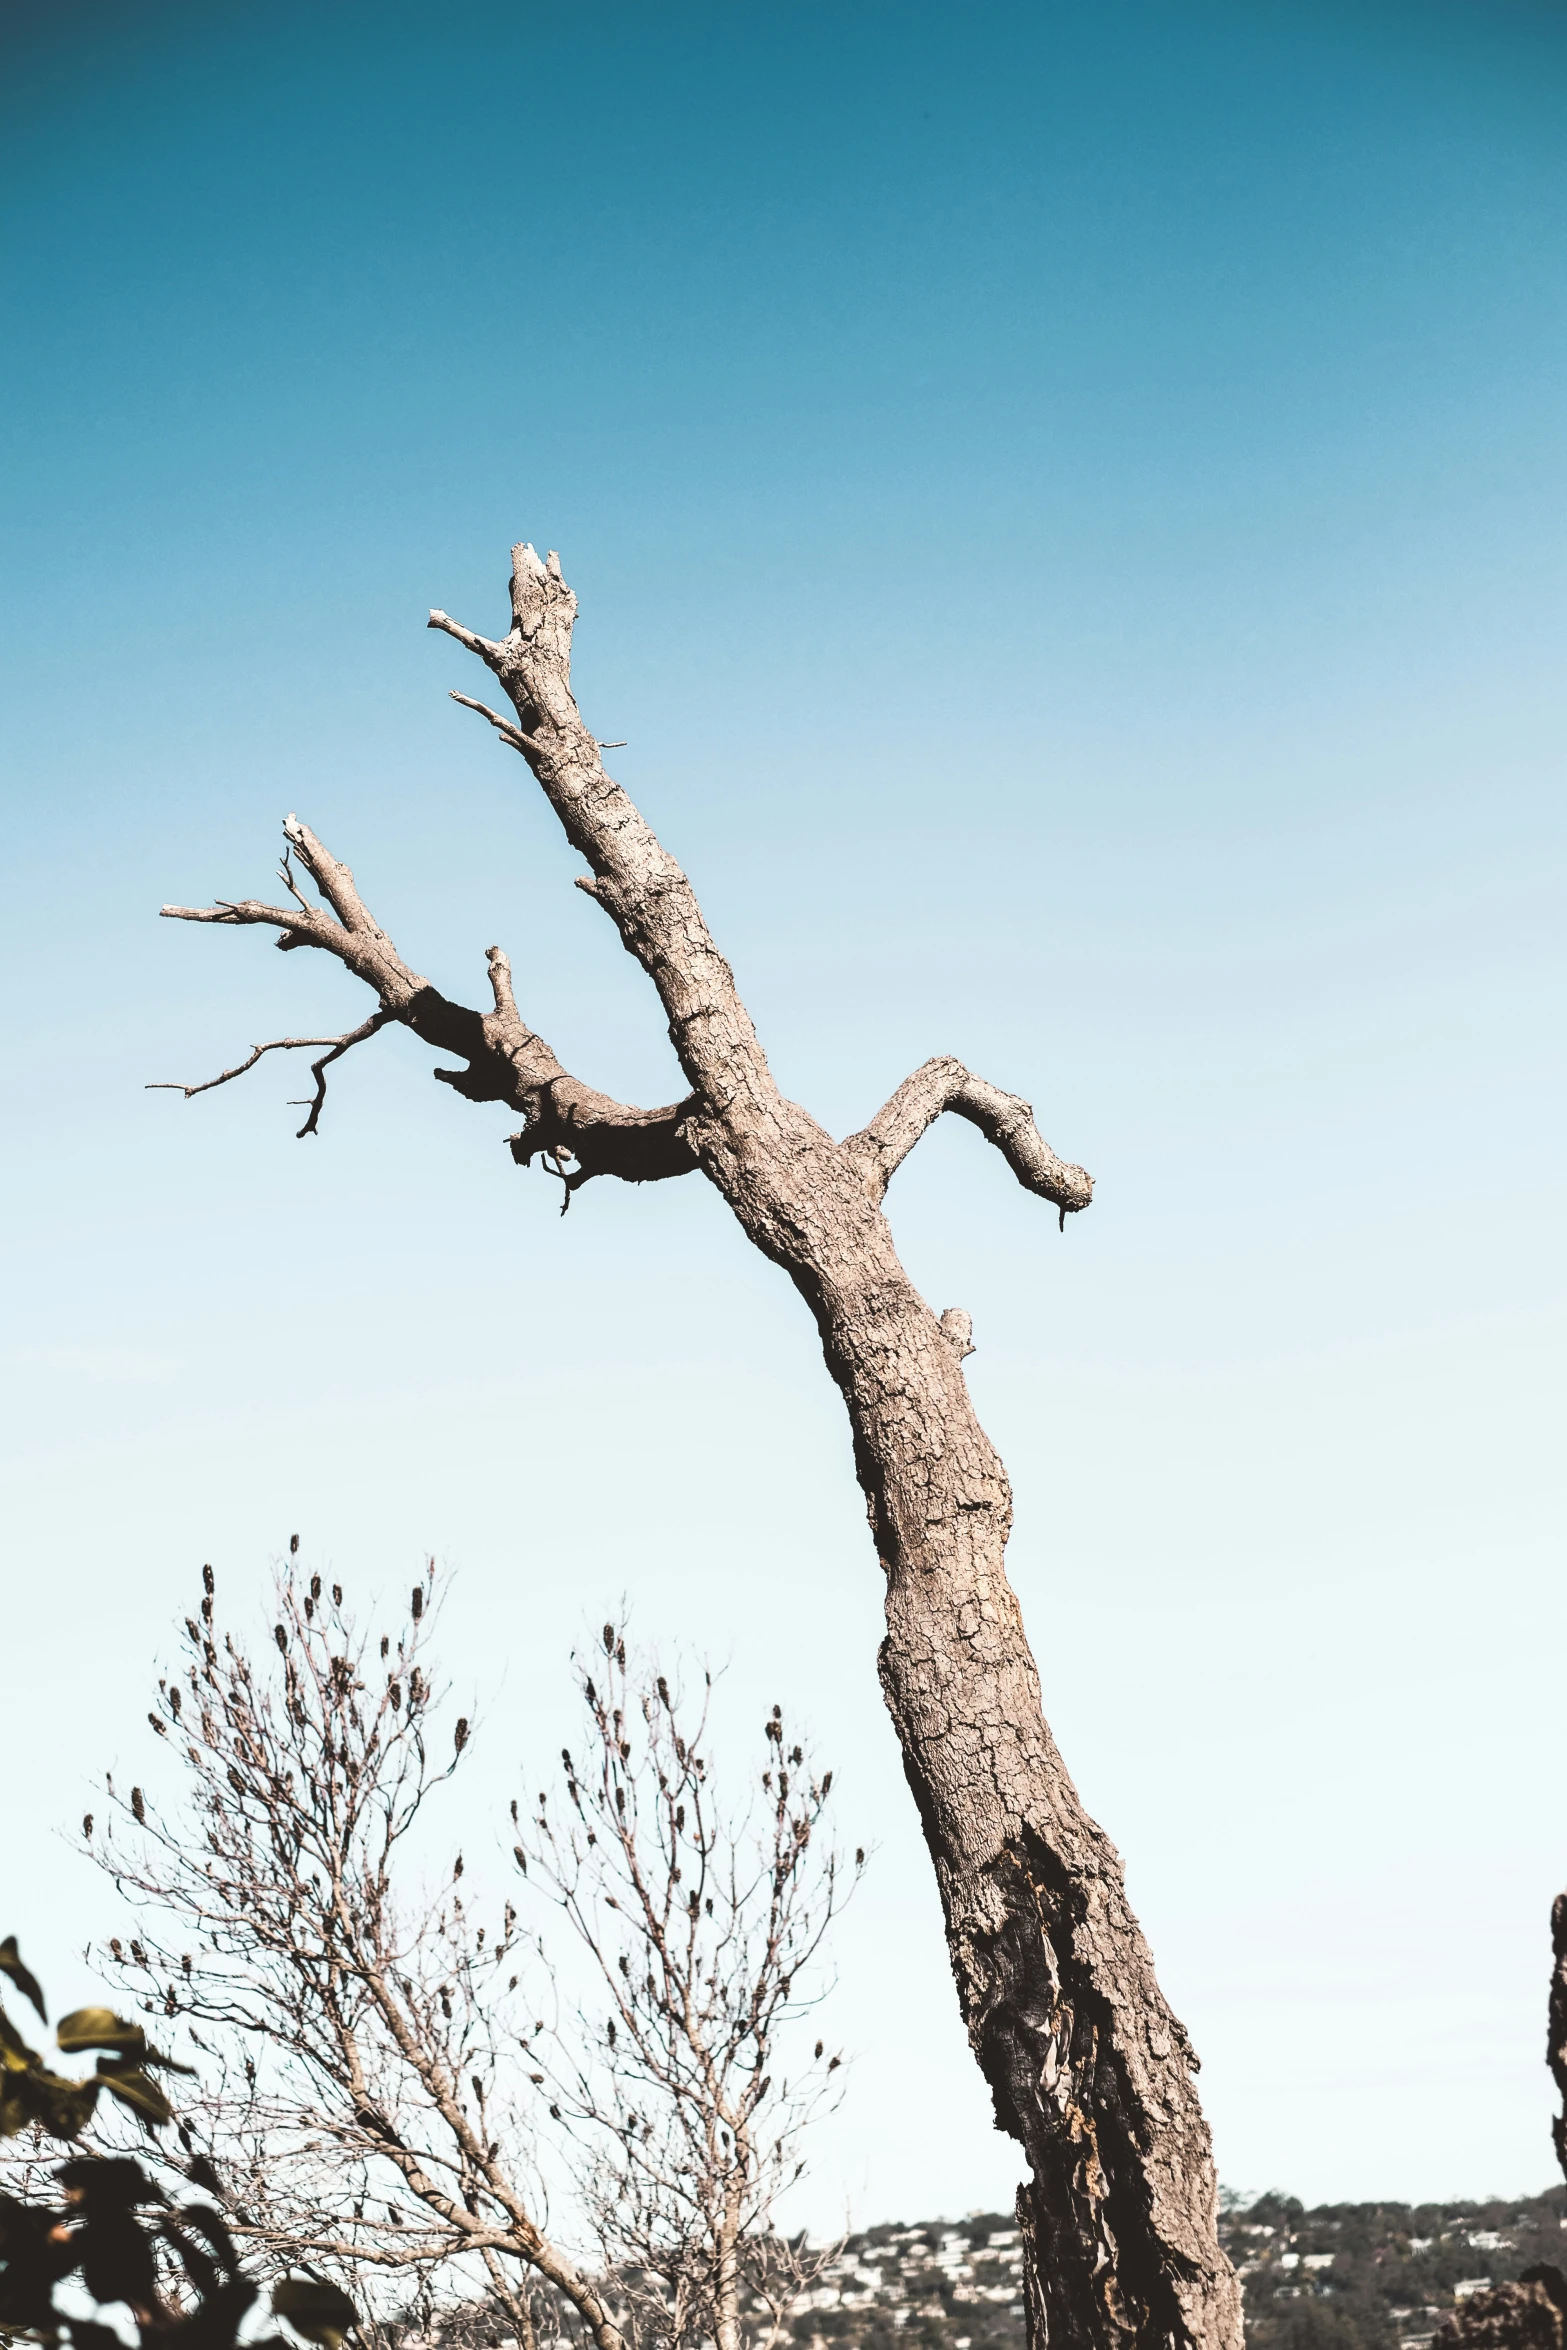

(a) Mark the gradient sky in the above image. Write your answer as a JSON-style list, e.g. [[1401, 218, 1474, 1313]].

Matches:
[[3, 0, 1565, 2230]]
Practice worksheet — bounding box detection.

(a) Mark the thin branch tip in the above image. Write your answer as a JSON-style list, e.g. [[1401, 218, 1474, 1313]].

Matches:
[[145, 1013, 394, 1134], [449, 689, 538, 756]]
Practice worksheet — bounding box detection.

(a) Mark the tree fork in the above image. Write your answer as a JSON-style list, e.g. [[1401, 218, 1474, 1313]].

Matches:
[[158, 540, 1240, 2350]]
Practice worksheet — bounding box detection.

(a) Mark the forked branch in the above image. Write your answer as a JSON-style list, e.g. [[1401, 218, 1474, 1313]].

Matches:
[[844, 1053, 1094, 1221], [147, 1009, 394, 1138], [157, 814, 698, 1190], [430, 546, 780, 1130]]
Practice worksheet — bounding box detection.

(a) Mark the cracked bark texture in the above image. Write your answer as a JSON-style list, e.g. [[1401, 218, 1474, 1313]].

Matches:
[[158, 542, 1240, 2350]]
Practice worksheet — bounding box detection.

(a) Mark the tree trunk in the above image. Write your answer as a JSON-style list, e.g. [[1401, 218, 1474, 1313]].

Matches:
[[714, 2182, 744, 2350], [159, 540, 1241, 2350], [1550, 1891, 1567, 2185], [685, 1103, 1234, 2350]]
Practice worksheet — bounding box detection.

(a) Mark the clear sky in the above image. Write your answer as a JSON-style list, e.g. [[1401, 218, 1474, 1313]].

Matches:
[[3, 0, 1565, 2229]]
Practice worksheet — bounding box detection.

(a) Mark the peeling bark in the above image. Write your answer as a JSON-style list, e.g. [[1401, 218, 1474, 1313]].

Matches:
[[158, 541, 1241, 2350]]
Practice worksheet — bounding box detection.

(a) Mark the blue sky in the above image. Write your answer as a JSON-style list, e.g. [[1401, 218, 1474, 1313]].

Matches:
[[3, 0, 1565, 2223]]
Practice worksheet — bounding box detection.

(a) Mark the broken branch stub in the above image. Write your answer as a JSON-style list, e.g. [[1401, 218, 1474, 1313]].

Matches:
[[158, 539, 1239, 2350]]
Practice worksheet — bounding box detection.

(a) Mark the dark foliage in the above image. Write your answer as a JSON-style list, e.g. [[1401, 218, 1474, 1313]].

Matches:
[[0, 1940, 357, 2350]]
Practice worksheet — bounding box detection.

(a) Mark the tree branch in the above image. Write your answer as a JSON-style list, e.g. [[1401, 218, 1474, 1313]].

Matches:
[[842, 1054, 1094, 1221], [157, 817, 699, 1191], [146, 1010, 395, 1138], [159, 894, 344, 954], [290, 1011, 397, 1136], [448, 690, 540, 757], [428, 610, 504, 664], [427, 545, 780, 1128]]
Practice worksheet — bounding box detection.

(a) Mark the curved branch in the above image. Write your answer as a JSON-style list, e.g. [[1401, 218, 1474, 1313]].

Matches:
[[290, 1009, 397, 1136], [157, 818, 698, 1191], [842, 1054, 1094, 1220]]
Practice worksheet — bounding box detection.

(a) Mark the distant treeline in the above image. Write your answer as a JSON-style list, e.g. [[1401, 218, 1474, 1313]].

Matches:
[[783, 2191, 1567, 2350]]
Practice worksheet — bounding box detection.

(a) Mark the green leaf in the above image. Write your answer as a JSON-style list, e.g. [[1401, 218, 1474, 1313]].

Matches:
[[96, 2066, 172, 2127], [57, 2010, 147, 2061], [271, 2278, 360, 2348], [0, 1938, 47, 2025]]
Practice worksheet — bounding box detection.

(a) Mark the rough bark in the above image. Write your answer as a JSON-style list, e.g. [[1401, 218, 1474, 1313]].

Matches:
[[157, 541, 1241, 2350], [1550, 1892, 1567, 2185]]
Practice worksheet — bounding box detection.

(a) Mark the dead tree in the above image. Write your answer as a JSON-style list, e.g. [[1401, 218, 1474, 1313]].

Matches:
[[519, 1628, 851, 2350], [155, 540, 1241, 2350], [91, 1560, 620, 2350]]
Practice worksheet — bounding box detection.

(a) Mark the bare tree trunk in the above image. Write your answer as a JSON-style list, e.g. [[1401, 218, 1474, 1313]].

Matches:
[[157, 542, 1240, 2350], [681, 1112, 1229, 2350], [713, 2184, 743, 2350]]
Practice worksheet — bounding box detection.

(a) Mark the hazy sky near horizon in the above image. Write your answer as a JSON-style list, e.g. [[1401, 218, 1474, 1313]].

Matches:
[[3, 0, 1565, 2228]]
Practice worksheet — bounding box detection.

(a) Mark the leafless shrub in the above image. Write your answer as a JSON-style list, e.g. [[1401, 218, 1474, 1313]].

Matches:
[[87, 1559, 616, 2350], [516, 1626, 856, 2350], [80, 1565, 854, 2350]]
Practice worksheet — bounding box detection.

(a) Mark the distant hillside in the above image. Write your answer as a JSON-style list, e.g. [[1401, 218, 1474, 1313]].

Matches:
[[791, 2212, 1026, 2350], [1219, 2188, 1567, 2350], [790, 2190, 1567, 2350]]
